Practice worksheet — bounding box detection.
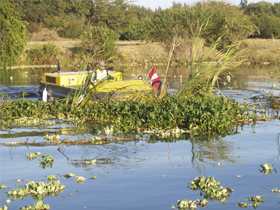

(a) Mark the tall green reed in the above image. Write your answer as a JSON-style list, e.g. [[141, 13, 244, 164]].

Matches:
[[177, 30, 243, 96]]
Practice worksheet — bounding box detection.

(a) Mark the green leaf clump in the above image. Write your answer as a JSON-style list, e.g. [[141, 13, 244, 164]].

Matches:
[[260, 163, 273, 175], [26, 153, 37, 161], [188, 176, 233, 202], [0, 95, 251, 137], [20, 200, 50, 210], [0, 205, 8, 210], [76, 176, 86, 184], [44, 134, 61, 142], [236, 195, 265, 208], [177, 198, 208, 209], [7, 180, 65, 200], [39, 154, 54, 169]]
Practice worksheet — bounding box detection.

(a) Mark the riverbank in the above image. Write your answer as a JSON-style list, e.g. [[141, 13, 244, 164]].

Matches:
[[23, 30, 280, 66]]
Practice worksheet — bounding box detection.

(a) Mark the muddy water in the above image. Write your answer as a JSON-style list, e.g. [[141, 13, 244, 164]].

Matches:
[[1, 65, 280, 210]]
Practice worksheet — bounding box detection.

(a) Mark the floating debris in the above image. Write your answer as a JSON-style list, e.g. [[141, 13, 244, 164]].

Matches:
[[89, 177, 97, 179], [63, 173, 76, 178]]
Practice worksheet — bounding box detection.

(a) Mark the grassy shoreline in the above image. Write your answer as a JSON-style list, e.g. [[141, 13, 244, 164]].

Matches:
[[17, 34, 280, 68]]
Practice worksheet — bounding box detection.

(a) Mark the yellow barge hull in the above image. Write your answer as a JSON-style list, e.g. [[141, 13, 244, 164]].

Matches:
[[38, 71, 154, 101]]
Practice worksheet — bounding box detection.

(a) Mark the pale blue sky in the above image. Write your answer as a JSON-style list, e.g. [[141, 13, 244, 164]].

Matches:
[[133, 0, 279, 10]]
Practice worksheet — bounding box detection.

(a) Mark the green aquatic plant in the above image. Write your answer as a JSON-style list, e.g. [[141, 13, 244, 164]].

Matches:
[[20, 201, 50, 210], [7, 180, 65, 200], [236, 195, 265, 208], [0, 184, 7, 189], [14, 117, 55, 126], [76, 176, 86, 184], [0, 206, 8, 210], [177, 198, 208, 209], [39, 154, 53, 169], [260, 163, 273, 175], [177, 29, 243, 97], [270, 187, 280, 193], [44, 134, 61, 142], [177, 176, 233, 209], [0, 94, 252, 136], [0, 91, 12, 103], [26, 153, 37, 161], [188, 176, 233, 202], [47, 175, 56, 181]]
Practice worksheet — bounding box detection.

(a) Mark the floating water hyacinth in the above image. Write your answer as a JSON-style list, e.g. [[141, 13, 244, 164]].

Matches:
[[260, 163, 273, 175], [47, 175, 56, 181], [236, 195, 265, 208], [177, 198, 208, 209], [103, 125, 114, 135], [260, 163, 272, 171], [0, 205, 8, 210], [39, 154, 54, 169], [44, 134, 61, 142], [26, 153, 37, 160], [7, 180, 65, 200], [270, 188, 280, 193], [76, 176, 86, 184], [0, 184, 7, 189], [14, 116, 55, 126], [20, 200, 50, 210], [188, 176, 233, 202]]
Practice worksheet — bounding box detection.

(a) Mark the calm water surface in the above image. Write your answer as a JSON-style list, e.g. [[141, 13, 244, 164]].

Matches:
[[1, 65, 280, 210]]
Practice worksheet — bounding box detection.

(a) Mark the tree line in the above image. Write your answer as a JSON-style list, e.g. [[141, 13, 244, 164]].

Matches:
[[1, 0, 280, 69]]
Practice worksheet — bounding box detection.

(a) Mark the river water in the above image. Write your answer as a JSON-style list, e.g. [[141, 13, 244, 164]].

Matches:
[[0, 65, 280, 210]]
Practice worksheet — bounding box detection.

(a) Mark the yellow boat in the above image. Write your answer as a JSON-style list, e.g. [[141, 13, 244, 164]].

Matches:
[[38, 70, 156, 102]]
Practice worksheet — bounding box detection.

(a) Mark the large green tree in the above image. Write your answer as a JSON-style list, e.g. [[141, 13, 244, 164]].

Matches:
[[192, 1, 257, 48], [0, 0, 27, 69], [244, 2, 280, 38], [88, 0, 137, 35], [148, 1, 256, 50]]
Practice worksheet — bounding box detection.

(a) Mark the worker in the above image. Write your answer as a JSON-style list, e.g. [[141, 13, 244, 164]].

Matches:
[[91, 61, 115, 83]]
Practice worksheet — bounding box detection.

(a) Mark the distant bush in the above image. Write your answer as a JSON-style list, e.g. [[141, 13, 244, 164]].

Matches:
[[0, 0, 27, 69], [26, 43, 60, 65], [77, 26, 119, 62], [57, 18, 84, 39]]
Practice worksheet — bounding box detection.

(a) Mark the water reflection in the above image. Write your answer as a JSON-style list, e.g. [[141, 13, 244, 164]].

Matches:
[[270, 132, 280, 165], [50, 129, 242, 175]]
